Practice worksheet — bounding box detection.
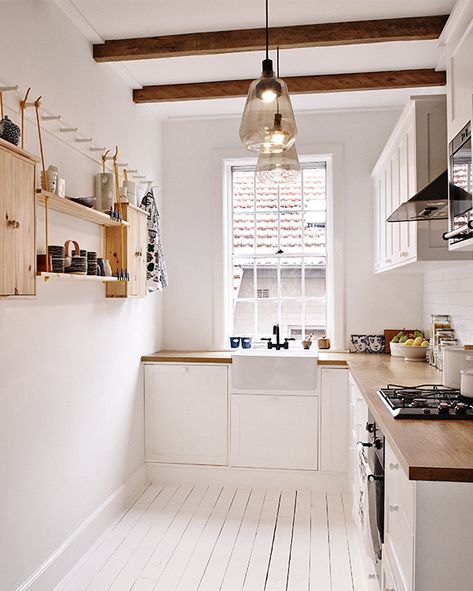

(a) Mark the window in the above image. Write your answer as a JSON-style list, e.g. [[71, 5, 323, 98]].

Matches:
[[229, 162, 327, 341]]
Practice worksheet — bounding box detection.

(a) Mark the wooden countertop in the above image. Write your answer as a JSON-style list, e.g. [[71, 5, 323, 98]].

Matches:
[[141, 350, 349, 365], [141, 350, 473, 482]]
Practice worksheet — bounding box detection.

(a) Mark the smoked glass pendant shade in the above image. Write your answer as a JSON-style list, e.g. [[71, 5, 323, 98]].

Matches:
[[239, 63, 297, 153], [256, 144, 301, 185]]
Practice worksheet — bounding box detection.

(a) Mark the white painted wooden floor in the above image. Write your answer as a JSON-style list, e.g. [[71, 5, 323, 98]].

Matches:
[[56, 484, 366, 591]]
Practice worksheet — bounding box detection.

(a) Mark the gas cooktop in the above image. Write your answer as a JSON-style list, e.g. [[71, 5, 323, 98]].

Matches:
[[377, 384, 473, 419]]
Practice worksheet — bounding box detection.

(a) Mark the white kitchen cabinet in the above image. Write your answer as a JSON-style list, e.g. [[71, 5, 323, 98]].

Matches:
[[320, 368, 348, 472], [445, 14, 473, 141], [372, 95, 469, 273], [230, 393, 318, 470], [384, 442, 415, 591], [384, 439, 473, 591], [144, 363, 228, 465], [382, 544, 404, 591]]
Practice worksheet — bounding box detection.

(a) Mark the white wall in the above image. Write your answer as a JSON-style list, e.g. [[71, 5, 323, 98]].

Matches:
[[423, 262, 473, 343], [162, 109, 424, 351], [0, 2, 162, 589]]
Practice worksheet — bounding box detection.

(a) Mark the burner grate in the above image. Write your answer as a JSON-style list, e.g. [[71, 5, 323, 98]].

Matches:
[[377, 384, 473, 419]]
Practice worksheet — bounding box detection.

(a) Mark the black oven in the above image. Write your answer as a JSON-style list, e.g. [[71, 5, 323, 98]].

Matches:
[[446, 122, 473, 244], [359, 412, 385, 583]]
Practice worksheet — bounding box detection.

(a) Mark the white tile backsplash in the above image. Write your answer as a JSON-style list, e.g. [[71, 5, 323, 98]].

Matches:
[[423, 262, 473, 344]]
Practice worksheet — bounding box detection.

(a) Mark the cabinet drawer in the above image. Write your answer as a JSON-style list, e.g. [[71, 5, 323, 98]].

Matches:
[[383, 542, 407, 591], [230, 394, 318, 470], [385, 443, 415, 532], [385, 491, 414, 591]]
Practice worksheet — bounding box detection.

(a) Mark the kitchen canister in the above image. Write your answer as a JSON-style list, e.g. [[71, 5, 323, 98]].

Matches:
[[95, 172, 114, 211], [46, 165, 59, 193], [120, 180, 137, 206], [442, 346, 473, 389], [460, 369, 473, 399]]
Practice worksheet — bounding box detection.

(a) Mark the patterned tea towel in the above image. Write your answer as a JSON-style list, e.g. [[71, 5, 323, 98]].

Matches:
[[140, 188, 168, 291]]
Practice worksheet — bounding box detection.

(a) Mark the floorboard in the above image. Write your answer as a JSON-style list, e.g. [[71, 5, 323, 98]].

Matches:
[[56, 484, 368, 591]]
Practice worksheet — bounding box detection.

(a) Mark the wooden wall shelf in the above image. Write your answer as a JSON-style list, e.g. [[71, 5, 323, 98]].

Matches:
[[36, 190, 130, 227], [38, 272, 124, 283]]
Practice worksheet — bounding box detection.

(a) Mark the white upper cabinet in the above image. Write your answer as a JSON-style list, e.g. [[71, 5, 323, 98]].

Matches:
[[444, 9, 473, 142], [372, 95, 470, 273]]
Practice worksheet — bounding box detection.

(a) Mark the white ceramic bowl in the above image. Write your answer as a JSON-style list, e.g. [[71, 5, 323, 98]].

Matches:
[[391, 342, 428, 362]]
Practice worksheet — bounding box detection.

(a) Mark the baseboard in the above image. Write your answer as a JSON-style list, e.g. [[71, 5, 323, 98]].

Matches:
[[146, 462, 348, 491], [18, 465, 149, 591]]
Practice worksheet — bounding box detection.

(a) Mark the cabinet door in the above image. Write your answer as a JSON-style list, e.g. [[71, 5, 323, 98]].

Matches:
[[127, 207, 148, 297], [320, 368, 348, 472], [405, 124, 418, 259], [0, 148, 35, 295], [449, 26, 473, 139], [134, 212, 147, 297], [144, 364, 228, 465], [390, 151, 401, 265], [230, 394, 318, 470], [374, 181, 382, 272], [127, 207, 138, 295], [384, 167, 394, 267], [374, 174, 387, 272]]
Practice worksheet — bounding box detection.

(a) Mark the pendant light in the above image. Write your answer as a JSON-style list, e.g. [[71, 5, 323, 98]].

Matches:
[[256, 49, 301, 185], [257, 143, 301, 185], [239, 0, 297, 153]]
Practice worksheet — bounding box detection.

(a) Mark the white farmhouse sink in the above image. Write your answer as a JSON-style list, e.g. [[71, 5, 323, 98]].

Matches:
[[231, 350, 318, 393]]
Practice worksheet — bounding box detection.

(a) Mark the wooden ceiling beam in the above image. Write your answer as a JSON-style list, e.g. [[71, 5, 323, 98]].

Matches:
[[94, 15, 448, 62], [132, 69, 446, 103]]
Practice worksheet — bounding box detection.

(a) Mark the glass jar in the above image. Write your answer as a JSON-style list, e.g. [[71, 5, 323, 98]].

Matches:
[[431, 315, 452, 347], [438, 339, 459, 371]]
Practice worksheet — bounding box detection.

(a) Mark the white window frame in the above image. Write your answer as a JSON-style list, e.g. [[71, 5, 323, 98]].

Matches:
[[219, 145, 345, 351], [229, 161, 328, 341]]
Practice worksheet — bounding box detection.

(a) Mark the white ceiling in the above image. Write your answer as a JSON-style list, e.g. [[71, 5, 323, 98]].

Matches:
[[58, 0, 456, 119]]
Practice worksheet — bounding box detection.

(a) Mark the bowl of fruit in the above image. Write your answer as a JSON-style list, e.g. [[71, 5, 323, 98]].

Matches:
[[390, 330, 429, 362]]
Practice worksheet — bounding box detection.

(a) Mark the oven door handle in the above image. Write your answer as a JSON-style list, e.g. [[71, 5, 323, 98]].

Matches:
[[368, 474, 384, 482]]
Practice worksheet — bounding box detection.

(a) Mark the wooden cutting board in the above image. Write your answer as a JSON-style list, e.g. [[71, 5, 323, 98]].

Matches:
[[384, 329, 416, 354]]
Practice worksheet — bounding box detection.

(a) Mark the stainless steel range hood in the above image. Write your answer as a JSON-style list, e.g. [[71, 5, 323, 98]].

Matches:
[[387, 171, 448, 222]]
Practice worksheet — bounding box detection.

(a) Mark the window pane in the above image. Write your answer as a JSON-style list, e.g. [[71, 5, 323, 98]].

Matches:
[[234, 301, 255, 336], [255, 179, 278, 210], [257, 300, 278, 337], [256, 259, 278, 299], [305, 299, 326, 333], [281, 300, 303, 340], [280, 211, 303, 253], [233, 259, 254, 299], [281, 261, 302, 298], [305, 266, 326, 297], [304, 167, 326, 211], [256, 213, 278, 253], [233, 170, 254, 212], [280, 181, 302, 210], [233, 213, 255, 255]]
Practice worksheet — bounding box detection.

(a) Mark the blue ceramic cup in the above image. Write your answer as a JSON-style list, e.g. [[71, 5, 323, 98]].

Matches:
[[229, 337, 240, 348], [241, 337, 252, 349]]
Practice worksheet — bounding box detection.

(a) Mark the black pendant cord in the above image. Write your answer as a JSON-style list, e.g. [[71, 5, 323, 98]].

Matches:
[[265, 0, 269, 60], [277, 46, 280, 77]]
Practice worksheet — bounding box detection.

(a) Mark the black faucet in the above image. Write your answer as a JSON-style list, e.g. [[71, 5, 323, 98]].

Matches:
[[262, 324, 295, 350]]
